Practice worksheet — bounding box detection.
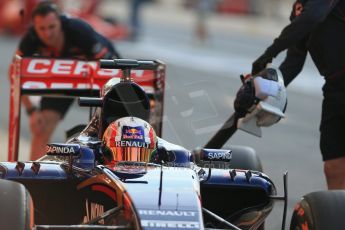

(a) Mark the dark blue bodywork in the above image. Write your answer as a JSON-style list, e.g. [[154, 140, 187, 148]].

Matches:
[[0, 140, 276, 230]]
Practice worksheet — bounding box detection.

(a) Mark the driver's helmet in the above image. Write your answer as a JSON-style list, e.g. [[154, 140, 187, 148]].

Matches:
[[102, 116, 158, 163]]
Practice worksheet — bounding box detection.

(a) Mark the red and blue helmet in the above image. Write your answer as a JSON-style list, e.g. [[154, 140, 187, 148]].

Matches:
[[102, 116, 157, 163]]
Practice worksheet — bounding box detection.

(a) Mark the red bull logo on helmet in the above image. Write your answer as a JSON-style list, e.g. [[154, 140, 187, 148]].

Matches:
[[122, 126, 144, 141]]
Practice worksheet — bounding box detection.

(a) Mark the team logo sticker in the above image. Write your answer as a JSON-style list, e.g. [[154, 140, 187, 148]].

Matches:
[[122, 126, 144, 141]]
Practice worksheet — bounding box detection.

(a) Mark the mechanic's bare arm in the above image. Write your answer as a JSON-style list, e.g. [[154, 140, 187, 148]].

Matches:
[[21, 96, 38, 115]]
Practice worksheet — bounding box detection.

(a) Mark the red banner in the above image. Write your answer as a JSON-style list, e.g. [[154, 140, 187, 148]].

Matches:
[[20, 58, 156, 91]]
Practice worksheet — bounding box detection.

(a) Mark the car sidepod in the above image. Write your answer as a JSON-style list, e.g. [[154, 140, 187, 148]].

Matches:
[[200, 168, 276, 229]]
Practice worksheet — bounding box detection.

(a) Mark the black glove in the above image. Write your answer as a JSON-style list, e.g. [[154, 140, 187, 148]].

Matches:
[[234, 80, 256, 117], [252, 53, 273, 75]]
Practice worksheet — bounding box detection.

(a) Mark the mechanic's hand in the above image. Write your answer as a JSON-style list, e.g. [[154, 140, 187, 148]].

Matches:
[[29, 111, 46, 135], [252, 53, 273, 75], [234, 80, 256, 117]]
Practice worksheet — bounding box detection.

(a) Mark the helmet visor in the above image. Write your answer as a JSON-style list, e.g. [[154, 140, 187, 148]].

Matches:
[[108, 146, 155, 162]]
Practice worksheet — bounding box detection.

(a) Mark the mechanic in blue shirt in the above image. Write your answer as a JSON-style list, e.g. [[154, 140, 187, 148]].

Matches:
[[251, 0, 345, 189], [15, 1, 121, 160]]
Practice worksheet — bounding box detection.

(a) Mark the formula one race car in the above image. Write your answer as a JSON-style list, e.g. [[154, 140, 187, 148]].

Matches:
[[2, 57, 345, 230]]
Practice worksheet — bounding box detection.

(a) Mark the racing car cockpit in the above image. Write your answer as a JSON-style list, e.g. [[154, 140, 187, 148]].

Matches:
[[68, 78, 192, 170]]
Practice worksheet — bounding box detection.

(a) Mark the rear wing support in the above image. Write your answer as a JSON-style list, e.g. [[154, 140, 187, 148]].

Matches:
[[8, 56, 22, 162]]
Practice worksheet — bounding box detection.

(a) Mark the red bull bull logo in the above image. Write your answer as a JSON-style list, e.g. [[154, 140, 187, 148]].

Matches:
[[122, 126, 144, 140]]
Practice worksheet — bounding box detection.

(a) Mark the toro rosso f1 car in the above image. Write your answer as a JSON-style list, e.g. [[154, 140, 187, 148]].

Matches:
[[2, 57, 345, 230]]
